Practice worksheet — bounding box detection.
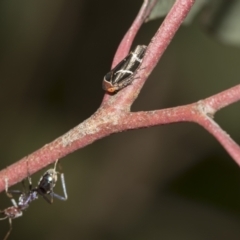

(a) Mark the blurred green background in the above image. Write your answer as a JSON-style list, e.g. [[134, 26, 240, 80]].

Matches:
[[0, 1, 240, 239]]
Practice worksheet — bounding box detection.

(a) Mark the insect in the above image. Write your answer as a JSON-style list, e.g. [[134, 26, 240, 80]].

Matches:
[[34, 159, 68, 203], [0, 159, 68, 240], [102, 45, 147, 93], [0, 179, 24, 240]]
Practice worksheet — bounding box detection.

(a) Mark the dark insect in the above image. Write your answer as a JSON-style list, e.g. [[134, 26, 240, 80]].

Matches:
[[0, 159, 67, 240], [103, 45, 147, 93], [34, 159, 68, 203]]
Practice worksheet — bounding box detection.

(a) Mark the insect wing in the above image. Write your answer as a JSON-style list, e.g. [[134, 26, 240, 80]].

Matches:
[[103, 54, 130, 84], [110, 55, 133, 85], [113, 45, 146, 85], [127, 45, 146, 71]]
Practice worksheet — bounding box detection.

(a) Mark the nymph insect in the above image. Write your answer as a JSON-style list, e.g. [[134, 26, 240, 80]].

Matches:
[[0, 159, 68, 240], [102, 45, 147, 93]]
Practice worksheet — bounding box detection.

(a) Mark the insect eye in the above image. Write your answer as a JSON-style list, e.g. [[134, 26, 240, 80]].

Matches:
[[104, 72, 112, 82]]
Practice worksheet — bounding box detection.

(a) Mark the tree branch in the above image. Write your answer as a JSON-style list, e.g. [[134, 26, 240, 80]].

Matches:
[[2, 0, 239, 194]]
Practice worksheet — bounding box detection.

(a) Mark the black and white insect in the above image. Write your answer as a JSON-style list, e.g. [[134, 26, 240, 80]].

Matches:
[[0, 159, 68, 240], [102, 45, 147, 93]]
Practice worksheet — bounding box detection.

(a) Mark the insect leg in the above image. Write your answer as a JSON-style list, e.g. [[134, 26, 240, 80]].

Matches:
[[4, 179, 14, 199], [3, 218, 12, 240], [50, 173, 68, 201]]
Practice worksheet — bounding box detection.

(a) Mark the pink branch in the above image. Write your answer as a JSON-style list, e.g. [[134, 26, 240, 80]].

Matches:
[[122, 84, 240, 165], [195, 116, 240, 164], [125, 107, 240, 165], [204, 84, 240, 113], [112, 0, 157, 68], [2, 0, 239, 194]]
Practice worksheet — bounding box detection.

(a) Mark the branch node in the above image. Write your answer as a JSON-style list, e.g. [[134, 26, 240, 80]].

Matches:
[[196, 100, 215, 119]]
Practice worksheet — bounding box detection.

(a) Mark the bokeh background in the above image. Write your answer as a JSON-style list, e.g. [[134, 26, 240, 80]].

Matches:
[[0, 1, 240, 239]]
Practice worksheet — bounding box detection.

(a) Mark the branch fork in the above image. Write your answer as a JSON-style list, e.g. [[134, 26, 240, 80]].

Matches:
[[1, 0, 240, 192]]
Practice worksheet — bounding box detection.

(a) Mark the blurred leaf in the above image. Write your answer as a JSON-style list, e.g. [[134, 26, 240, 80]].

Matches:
[[147, 0, 207, 24], [148, 0, 240, 46], [184, 0, 208, 24], [147, 0, 175, 21], [201, 0, 240, 47]]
